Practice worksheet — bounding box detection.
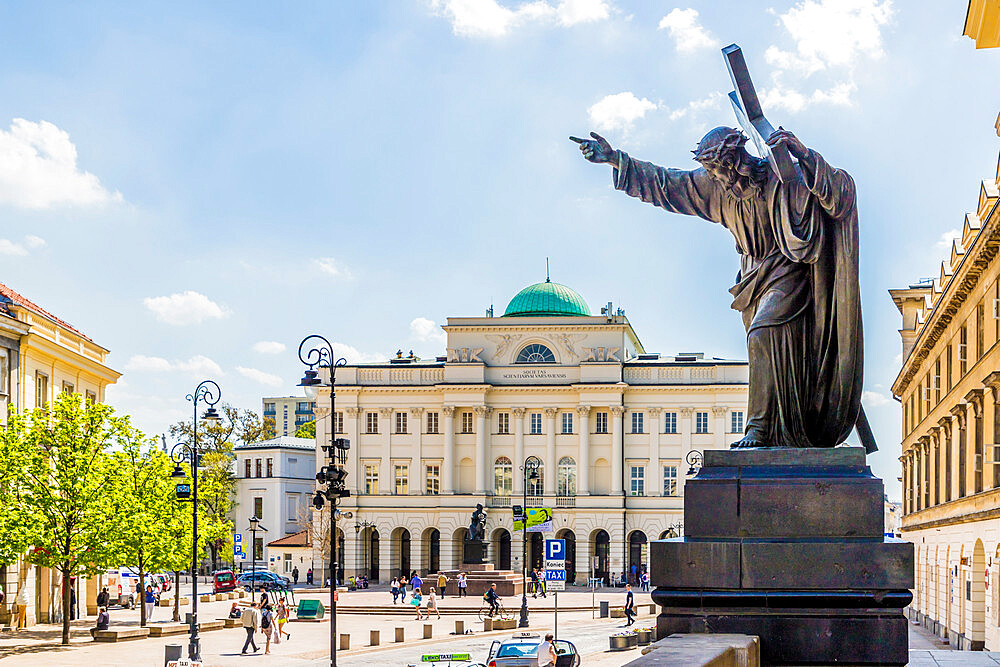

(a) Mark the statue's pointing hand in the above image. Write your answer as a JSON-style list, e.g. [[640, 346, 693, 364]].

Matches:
[[570, 132, 615, 164], [766, 127, 809, 160]]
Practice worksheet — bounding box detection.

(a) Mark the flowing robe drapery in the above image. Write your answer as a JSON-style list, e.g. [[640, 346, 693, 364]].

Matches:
[[613, 149, 863, 449]]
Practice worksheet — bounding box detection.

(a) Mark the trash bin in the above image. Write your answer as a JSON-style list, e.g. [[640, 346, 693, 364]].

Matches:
[[599, 600, 610, 618], [164, 644, 182, 666]]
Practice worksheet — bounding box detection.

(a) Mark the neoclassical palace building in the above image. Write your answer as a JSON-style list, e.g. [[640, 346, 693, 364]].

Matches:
[[891, 115, 1000, 650], [310, 279, 748, 585]]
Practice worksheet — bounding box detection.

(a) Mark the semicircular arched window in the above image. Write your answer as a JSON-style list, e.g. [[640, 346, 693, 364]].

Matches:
[[516, 343, 555, 364]]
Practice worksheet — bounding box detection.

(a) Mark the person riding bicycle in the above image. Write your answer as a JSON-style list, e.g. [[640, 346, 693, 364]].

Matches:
[[483, 583, 501, 617]]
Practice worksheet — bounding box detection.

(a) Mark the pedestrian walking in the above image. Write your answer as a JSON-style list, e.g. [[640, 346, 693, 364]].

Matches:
[[623, 584, 636, 627], [437, 572, 448, 597], [538, 568, 546, 598], [259, 586, 270, 607], [241, 602, 260, 654], [530, 568, 539, 598], [427, 587, 441, 620], [410, 571, 423, 595], [277, 598, 291, 640], [410, 587, 424, 620], [307, 568, 313, 585], [292, 567, 299, 585], [96, 587, 110, 609], [630, 563, 638, 585], [399, 575, 408, 602], [70, 585, 77, 620], [391, 577, 400, 603], [261, 602, 276, 654], [143, 585, 156, 622], [640, 571, 649, 592], [457, 572, 468, 597], [15, 585, 28, 630]]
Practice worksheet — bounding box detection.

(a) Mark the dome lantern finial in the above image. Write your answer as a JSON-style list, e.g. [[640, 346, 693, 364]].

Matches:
[[546, 257, 550, 283]]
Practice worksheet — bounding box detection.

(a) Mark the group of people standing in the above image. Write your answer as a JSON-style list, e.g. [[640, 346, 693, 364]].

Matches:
[[240, 590, 291, 655], [389, 570, 473, 620]]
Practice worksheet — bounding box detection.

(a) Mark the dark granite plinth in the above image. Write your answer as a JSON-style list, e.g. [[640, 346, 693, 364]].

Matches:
[[652, 447, 914, 665], [463, 540, 489, 565]]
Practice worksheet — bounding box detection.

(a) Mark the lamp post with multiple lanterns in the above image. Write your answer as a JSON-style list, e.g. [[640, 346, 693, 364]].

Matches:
[[298, 334, 352, 667], [248, 515, 267, 593], [518, 455, 541, 628], [168, 379, 222, 663]]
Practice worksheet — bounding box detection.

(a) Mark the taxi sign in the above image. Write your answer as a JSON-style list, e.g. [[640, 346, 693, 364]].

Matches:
[[512, 632, 540, 638], [166, 660, 203, 667], [422, 654, 471, 662]]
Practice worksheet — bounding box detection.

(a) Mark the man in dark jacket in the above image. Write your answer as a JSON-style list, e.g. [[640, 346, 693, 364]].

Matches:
[[624, 584, 635, 626]]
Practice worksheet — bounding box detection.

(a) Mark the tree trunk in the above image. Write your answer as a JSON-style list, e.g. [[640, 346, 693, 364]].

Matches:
[[210, 542, 218, 573], [61, 565, 71, 645], [138, 569, 146, 627], [173, 571, 180, 622]]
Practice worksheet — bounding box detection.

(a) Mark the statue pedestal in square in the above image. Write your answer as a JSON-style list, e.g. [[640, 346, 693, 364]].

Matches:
[[652, 447, 913, 665], [463, 540, 490, 565]]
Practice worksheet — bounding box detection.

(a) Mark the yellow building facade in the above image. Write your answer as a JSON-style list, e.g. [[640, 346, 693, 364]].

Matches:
[[0, 282, 120, 627], [891, 116, 1000, 650], [964, 0, 1000, 49]]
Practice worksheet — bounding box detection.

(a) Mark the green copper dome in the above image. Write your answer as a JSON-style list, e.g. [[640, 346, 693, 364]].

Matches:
[[503, 280, 590, 317]]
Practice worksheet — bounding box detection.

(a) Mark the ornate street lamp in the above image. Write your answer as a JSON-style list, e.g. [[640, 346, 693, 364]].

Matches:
[[686, 450, 704, 476], [353, 519, 376, 580], [518, 455, 541, 628], [248, 516, 267, 598], [167, 379, 221, 663], [298, 334, 350, 667]]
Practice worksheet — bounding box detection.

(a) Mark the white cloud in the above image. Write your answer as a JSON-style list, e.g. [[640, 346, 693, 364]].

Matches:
[[0, 118, 123, 209], [124, 354, 223, 377], [588, 92, 657, 132], [430, 0, 610, 38], [666, 92, 725, 121], [935, 228, 961, 251], [253, 340, 287, 355], [236, 366, 284, 388], [861, 390, 893, 408], [143, 291, 229, 326], [657, 8, 718, 54], [24, 234, 45, 248], [330, 342, 387, 364], [0, 239, 27, 256], [761, 0, 893, 113], [313, 257, 353, 280], [410, 317, 447, 345]]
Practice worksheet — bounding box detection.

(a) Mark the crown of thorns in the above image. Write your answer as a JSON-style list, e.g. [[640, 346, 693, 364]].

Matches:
[[692, 128, 748, 165]]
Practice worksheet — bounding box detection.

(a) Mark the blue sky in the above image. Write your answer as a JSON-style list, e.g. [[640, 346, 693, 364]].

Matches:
[[1, 1, 997, 500]]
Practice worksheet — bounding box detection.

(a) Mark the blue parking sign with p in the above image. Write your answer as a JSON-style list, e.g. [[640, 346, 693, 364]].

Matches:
[[545, 539, 565, 561]]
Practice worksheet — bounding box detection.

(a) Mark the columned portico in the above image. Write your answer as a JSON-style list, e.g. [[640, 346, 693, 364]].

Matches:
[[610, 406, 625, 496], [443, 406, 455, 494], [577, 405, 591, 495]]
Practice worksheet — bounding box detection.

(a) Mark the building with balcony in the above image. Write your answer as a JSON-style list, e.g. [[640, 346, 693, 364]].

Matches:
[[263, 396, 316, 436], [891, 115, 1000, 650], [309, 278, 748, 585]]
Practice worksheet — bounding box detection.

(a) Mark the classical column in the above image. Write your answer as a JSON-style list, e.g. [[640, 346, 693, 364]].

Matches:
[[930, 429, 940, 507], [914, 442, 923, 511], [679, 407, 694, 493], [379, 408, 393, 493], [474, 405, 491, 494], [951, 403, 969, 498], [985, 371, 1000, 490], [967, 389, 985, 494], [610, 406, 626, 496], [900, 455, 908, 515], [922, 437, 931, 509], [576, 405, 591, 496], [939, 416, 953, 503], [346, 407, 361, 495], [648, 408, 663, 496], [512, 407, 526, 494], [442, 406, 455, 494], [410, 407, 424, 493], [544, 407, 558, 496], [712, 406, 728, 449]]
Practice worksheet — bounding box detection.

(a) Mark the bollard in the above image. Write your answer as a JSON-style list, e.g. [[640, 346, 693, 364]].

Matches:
[[370, 629, 380, 646], [455, 619, 465, 635], [340, 633, 350, 650], [163, 644, 182, 667], [423, 624, 432, 639], [483, 617, 494, 631], [395, 627, 405, 643]]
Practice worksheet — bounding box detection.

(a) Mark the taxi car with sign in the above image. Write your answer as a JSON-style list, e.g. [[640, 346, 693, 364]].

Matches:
[[486, 633, 580, 667], [406, 653, 485, 667]]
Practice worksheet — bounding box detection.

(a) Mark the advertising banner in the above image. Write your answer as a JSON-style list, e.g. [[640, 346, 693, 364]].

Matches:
[[513, 507, 553, 533]]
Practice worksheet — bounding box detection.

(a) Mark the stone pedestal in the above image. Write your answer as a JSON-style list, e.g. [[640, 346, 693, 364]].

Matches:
[[652, 447, 913, 666], [463, 540, 489, 565]]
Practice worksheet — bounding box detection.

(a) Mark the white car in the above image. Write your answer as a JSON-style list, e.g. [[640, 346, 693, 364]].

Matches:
[[487, 633, 580, 667]]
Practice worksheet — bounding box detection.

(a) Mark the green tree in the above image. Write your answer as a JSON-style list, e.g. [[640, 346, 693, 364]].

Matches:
[[108, 430, 192, 626], [6, 393, 122, 645], [0, 408, 38, 569], [294, 419, 315, 439]]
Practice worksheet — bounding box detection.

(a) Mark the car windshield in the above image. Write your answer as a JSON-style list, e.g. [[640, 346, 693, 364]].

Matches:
[[497, 642, 539, 657]]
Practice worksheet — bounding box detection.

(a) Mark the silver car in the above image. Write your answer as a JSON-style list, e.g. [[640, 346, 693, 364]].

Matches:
[[486, 633, 580, 667]]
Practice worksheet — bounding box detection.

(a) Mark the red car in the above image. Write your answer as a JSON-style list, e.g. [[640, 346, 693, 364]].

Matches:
[[213, 570, 236, 594]]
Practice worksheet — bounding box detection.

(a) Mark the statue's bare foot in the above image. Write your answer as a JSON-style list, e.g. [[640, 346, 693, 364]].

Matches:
[[730, 434, 768, 449]]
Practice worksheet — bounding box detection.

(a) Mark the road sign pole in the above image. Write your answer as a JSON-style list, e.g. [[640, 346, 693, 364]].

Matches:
[[554, 591, 558, 641]]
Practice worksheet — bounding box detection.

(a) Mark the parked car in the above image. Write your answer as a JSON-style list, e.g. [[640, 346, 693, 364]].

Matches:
[[487, 633, 579, 667], [214, 569, 237, 594], [237, 570, 291, 591]]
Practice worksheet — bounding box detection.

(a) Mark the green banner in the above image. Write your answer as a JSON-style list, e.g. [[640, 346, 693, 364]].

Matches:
[[513, 507, 553, 532]]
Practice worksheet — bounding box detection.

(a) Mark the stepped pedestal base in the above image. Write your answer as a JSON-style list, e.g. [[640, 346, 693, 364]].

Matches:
[[653, 447, 913, 666]]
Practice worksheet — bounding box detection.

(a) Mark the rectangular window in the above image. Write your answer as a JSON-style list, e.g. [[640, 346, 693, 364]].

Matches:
[[426, 412, 439, 434], [730, 411, 744, 434], [334, 411, 344, 434], [695, 411, 709, 434], [253, 497, 263, 518], [595, 411, 608, 434], [497, 412, 509, 434], [977, 302, 985, 359], [244, 459, 252, 478], [461, 411, 474, 434], [286, 493, 298, 522], [35, 373, 48, 408], [664, 412, 677, 434], [946, 343, 953, 392], [631, 412, 644, 434], [395, 412, 407, 434], [61, 381, 74, 394], [85, 389, 97, 404], [264, 402, 275, 412], [266, 458, 273, 477], [425, 465, 440, 495], [530, 413, 542, 435], [254, 537, 263, 561], [255, 458, 262, 478], [959, 325, 968, 376], [297, 402, 308, 411], [934, 359, 941, 404], [366, 412, 378, 434], [365, 465, 379, 495], [630, 466, 645, 496], [394, 464, 408, 495], [561, 412, 573, 434], [924, 372, 931, 416], [663, 466, 678, 496]]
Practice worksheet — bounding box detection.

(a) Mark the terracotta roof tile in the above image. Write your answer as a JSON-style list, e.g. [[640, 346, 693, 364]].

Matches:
[[266, 530, 311, 548], [0, 282, 90, 340]]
